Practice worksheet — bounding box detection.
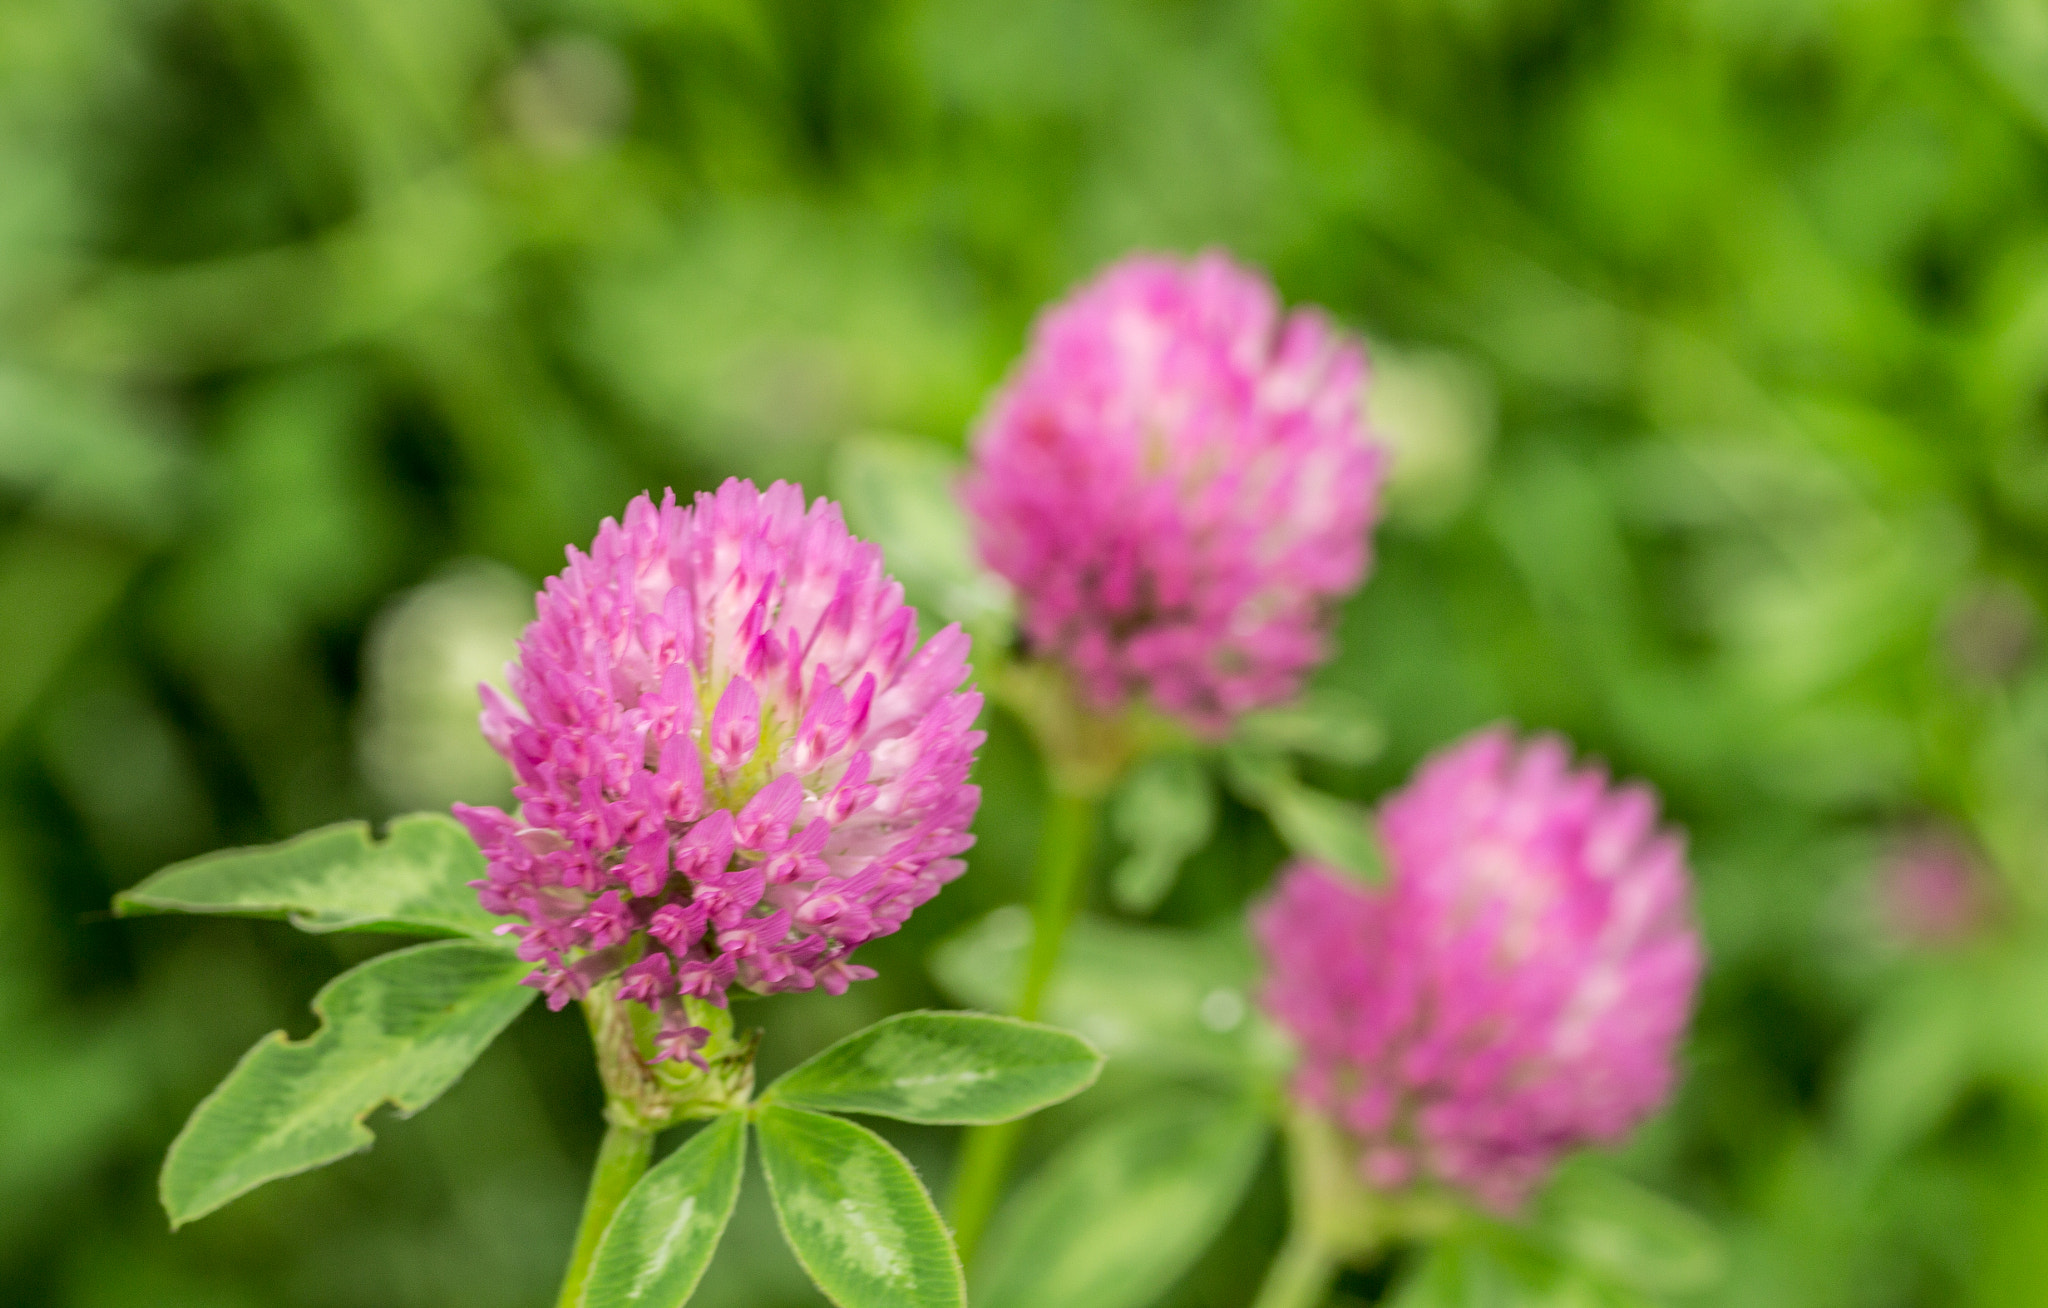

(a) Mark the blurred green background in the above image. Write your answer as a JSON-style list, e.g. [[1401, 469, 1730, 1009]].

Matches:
[[7, 0, 2048, 1304]]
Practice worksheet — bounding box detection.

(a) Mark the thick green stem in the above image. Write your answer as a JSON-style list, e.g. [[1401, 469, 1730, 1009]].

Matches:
[[554, 1121, 655, 1308], [948, 787, 1098, 1267], [1017, 789, 1098, 1022], [945, 1116, 1023, 1268], [1254, 1107, 1411, 1308], [1251, 1225, 1338, 1308]]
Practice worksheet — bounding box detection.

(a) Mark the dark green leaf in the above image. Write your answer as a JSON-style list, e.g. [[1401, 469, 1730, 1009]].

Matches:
[[1109, 755, 1216, 913], [755, 1104, 964, 1308], [1224, 748, 1386, 881], [930, 910, 1269, 1077], [975, 1092, 1271, 1308], [581, 1113, 747, 1308], [161, 940, 534, 1227], [116, 812, 510, 941], [765, 1011, 1103, 1124]]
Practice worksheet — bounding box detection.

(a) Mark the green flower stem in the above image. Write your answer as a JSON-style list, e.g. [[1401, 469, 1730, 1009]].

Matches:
[[1253, 1107, 1395, 1308], [1251, 1225, 1338, 1308], [1017, 788, 1099, 1022], [948, 787, 1099, 1267], [946, 1116, 1023, 1269], [555, 1120, 655, 1308]]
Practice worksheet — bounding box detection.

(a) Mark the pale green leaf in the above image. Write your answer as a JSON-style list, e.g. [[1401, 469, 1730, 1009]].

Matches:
[[755, 1104, 964, 1308], [830, 432, 1010, 634], [161, 940, 534, 1227], [975, 1092, 1270, 1308], [765, 1011, 1103, 1124], [929, 909, 1269, 1077], [1839, 967, 1978, 1164], [1109, 755, 1215, 913], [1233, 691, 1387, 766], [117, 812, 511, 942], [581, 1113, 747, 1308], [1391, 1227, 1651, 1308], [1541, 1163, 1724, 1296]]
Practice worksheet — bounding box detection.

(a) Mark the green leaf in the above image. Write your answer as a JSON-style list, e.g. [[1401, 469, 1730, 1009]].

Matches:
[[1232, 690, 1387, 766], [116, 812, 511, 942], [830, 433, 1010, 634], [1224, 748, 1386, 882], [1390, 1238, 1550, 1308], [1109, 755, 1216, 914], [1392, 1226, 1650, 1308], [1839, 966, 1980, 1165], [581, 1113, 748, 1308], [161, 939, 535, 1227], [975, 1092, 1271, 1308], [1540, 1163, 1724, 1296], [765, 1011, 1103, 1124], [755, 1104, 965, 1308], [929, 910, 1269, 1077]]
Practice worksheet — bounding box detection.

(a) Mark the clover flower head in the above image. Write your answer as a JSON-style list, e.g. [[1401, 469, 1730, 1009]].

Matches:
[[1877, 827, 1993, 949], [455, 480, 983, 1063], [1253, 727, 1702, 1210], [962, 250, 1384, 735]]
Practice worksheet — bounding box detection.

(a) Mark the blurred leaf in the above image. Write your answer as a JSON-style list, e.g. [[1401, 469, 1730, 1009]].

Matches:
[[1109, 755, 1215, 913], [1838, 967, 1978, 1165], [930, 909, 1269, 1077], [0, 367, 190, 538], [0, 522, 142, 741], [1391, 1228, 1641, 1308], [974, 1091, 1270, 1308], [1965, 0, 2048, 139], [754, 1104, 964, 1308], [117, 813, 511, 942], [161, 940, 534, 1227], [1232, 691, 1387, 767], [1223, 747, 1386, 882], [356, 560, 531, 812], [0, 1015, 148, 1250], [581, 1113, 747, 1308], [765, 1011, 1103, 1125], [1367, 344, 1497, 531], [1540, 1162, 1723, 1296], [830, 433, 1011, 639]]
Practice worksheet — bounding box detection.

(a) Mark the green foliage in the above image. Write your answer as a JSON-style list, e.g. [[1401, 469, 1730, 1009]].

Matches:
[[973, 1092, 1271, 1308], [582, 1114, 747, 1308], [1224, 747, 1387, 882], [1232, 692, 1387, 769], [1391, 1174, 1726, 1308], [829, 434, 1010, 639], [755, 1104, 966, 1308], [6, 0, 2048, 1301], [932, 909, 1271, 1078], [1538, 1163, 1723, 1298], [161, 940, 534, 1227], [116, 813, 511, 941], [764, 1011, 1104, 1125], [1109, 755, 1216, 914]]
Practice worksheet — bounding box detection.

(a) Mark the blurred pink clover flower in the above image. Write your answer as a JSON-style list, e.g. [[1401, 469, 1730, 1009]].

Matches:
[[963, 250, 1384, 734], [1253, 726, 1702, 1210]]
